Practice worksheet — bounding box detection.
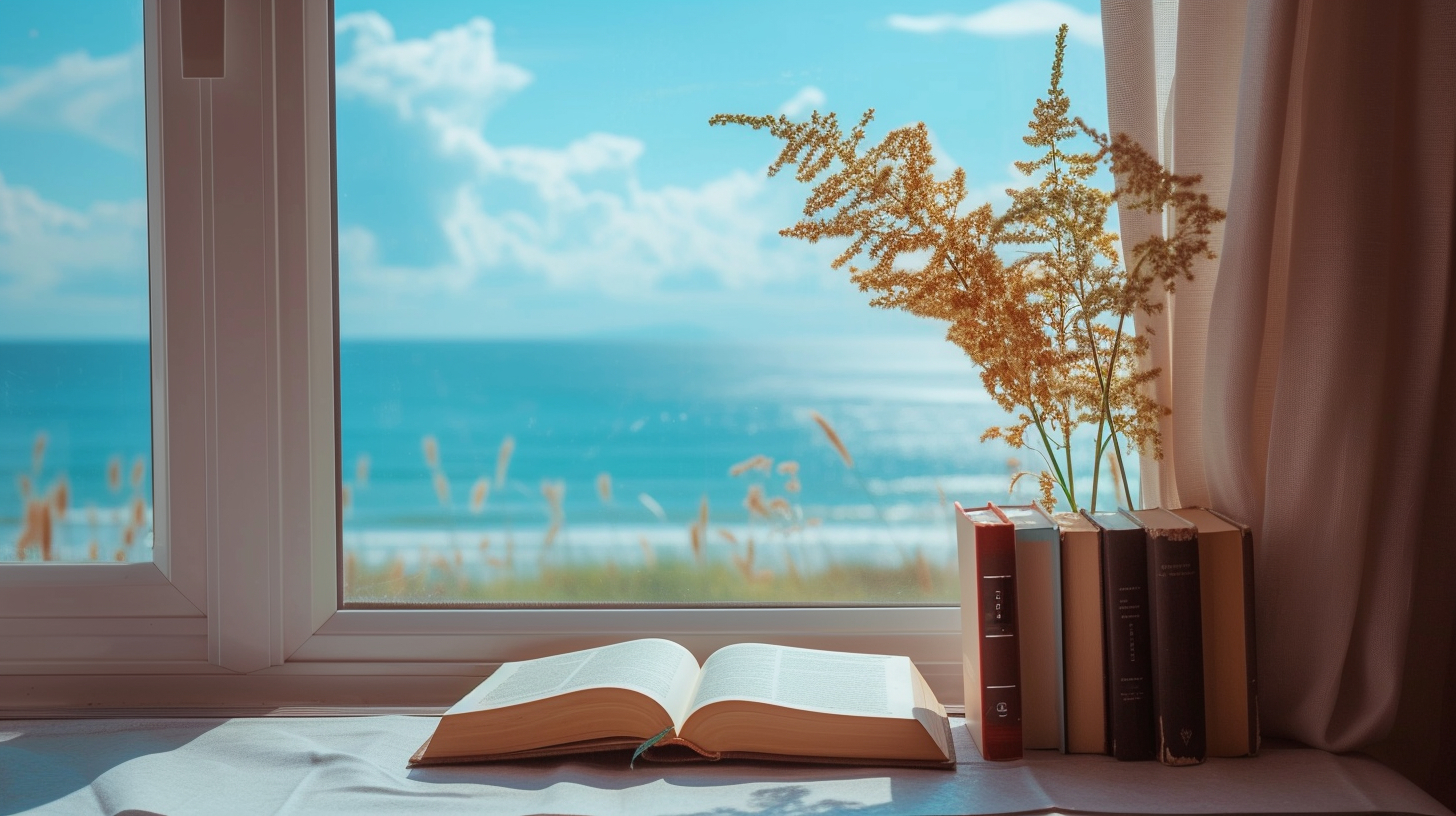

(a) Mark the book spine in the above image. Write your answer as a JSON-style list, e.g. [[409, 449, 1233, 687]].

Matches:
[[1102, 526, 1155, 760], [1147, 527, 1207, 765], [958, 512, 1022, 761], [1239, 523, 1260, 755]]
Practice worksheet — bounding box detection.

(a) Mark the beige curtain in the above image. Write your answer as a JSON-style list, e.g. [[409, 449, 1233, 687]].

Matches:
[[1102, 0, 1456, 796]]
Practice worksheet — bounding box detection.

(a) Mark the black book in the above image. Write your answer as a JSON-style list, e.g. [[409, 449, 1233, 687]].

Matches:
[[1086, 511, 1155, 761], [1128, 508, 1207, 766]]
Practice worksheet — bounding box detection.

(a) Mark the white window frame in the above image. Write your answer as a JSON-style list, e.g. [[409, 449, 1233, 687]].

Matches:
[[0, 0, 961, 711]]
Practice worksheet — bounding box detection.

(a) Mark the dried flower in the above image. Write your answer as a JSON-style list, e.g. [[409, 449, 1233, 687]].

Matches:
[[728, 454, 774, 477], [713, 24, 1222, 512], [494, 436, 515, 488], [807, 411, 853, 468], [433, 472, 451, 507], [469, 478, 489, 514], [107, 456, 122, 493]]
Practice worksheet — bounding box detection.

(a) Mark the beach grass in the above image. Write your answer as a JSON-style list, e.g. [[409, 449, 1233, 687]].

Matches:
[[346, 555, 960, 605]]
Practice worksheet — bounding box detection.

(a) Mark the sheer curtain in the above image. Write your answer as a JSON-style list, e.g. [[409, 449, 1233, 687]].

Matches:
[[1101, 0, 1456, 800]]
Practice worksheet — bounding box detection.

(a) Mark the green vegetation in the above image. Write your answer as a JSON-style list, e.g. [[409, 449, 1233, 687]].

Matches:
[[346, 555, 959, 606]]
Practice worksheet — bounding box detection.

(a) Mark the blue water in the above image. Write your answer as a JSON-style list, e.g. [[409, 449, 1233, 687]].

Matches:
[[0, 342, 153, 521], [338, 338, 1016, 533], [3, 339, 1134, 560]]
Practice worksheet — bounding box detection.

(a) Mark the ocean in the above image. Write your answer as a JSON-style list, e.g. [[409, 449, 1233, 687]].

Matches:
[[1, 339, 1124, 570]]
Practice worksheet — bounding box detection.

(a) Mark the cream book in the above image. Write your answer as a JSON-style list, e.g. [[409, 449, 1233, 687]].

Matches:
[[410, 638, 955, 768]]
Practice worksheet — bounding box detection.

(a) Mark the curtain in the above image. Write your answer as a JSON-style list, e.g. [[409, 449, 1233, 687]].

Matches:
[[1101, 0, 1456, 797]]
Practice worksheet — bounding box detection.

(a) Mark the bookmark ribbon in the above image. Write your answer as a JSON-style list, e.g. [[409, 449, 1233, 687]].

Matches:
[[630, 727, 675, 769]]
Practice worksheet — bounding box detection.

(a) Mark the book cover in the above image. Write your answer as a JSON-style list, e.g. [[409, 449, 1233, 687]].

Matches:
[[1129, 508, 1207, 766], [1086, 510, 1155, 761], [1173, 506, 1260, 757], [999, 504, 1065, 752], [1055, 511, 1106, 754], [955, 502, 1022, 761]]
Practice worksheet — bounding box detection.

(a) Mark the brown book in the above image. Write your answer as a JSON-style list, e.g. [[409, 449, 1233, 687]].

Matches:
[[409, 638, 955, 768], [1173, 507, 1260, 757], [1055, 512, 1107, 754], [955, 502, 1022, 760], [1129, 508, 1207, 766]]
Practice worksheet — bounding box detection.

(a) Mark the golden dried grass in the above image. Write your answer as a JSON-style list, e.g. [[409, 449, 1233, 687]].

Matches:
[[107, 456, 122, 493], [433, 472, 451, 507], [421, 435, 440, 470], [130, 457, 146, 490], [469, 478, 489, 514], [596, 472, 613, 503], [728, 454, 773, 477], [495, 436, 515, 488], [809, 411, 853, 468]]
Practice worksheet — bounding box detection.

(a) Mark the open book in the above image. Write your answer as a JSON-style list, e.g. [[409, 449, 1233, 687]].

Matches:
[[410, 638, 955, 768]]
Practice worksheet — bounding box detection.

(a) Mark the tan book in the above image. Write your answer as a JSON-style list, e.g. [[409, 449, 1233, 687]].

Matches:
[[1056, 512, 1107, 754], [410, 638, 955, 768], [1173, 507, 1260, 758]]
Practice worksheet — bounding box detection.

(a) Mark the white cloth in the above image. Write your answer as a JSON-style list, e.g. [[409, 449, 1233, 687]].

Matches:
[[0, 716, 1449, 816]]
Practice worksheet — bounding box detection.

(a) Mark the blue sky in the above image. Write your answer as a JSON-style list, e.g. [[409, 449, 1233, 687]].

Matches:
[[0, 0, 1107, 339]]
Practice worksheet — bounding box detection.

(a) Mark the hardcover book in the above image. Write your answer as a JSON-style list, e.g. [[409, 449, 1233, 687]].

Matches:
[[409, 638, 955, 768], [1055, 511, 1107, 754], [1174, 506, 1260, 757], [955, 502, 1022, 761], [1087, 510, 1155, 761], [1129, 507, 1207, 766], [1000, 504, 1066, 751]]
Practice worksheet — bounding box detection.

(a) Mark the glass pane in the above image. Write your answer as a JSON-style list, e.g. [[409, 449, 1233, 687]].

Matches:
[[334, 0, 1128, 604], [0, 3, 153, 563]]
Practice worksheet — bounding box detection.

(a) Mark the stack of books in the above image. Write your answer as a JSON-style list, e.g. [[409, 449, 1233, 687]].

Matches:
[[956, 503, 1259, 765]]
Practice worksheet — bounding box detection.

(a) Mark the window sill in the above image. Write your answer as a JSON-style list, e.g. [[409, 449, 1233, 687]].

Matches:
[[0, 715, 1448, 816]]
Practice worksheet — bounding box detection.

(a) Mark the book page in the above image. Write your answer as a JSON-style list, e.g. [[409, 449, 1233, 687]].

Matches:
[[687, 643, 914, 719], [448, 638, 701, 726]]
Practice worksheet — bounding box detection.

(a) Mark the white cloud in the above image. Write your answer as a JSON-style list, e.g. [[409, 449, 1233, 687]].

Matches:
[[0, 171, 149, 336], [335, 12, 532, 124], [888, 0, 1102, 47], [777, 86, 827, 118], [336, 14, 836, 304], [0, 45, 144, 153]]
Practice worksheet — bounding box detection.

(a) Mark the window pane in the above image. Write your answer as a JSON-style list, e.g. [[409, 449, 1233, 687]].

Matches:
[[334, 1, 1126, 604], [0, 2, 152, 563]]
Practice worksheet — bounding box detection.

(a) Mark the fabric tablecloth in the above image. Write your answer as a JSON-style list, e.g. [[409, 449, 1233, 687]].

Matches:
[[1, 716, 1449, 816]]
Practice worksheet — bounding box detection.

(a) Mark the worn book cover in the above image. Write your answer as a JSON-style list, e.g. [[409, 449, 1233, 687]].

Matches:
[[1000, 504, 1065, 752], [1174, 506, 1260, 758], [1129, 508, 1207, 766], [955, 502, 1022, 761], [1087, 510, 1155, 761], [1056, 511, 1106, 754]]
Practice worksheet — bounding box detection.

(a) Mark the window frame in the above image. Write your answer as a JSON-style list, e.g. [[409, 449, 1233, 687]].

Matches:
[[0, 0, 963, 710]]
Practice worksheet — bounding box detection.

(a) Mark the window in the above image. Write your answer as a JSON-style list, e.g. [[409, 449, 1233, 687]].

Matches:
[[331, 2, 1120, 607], [1, 1, 154, 564], [0, 0, 1110, 710]]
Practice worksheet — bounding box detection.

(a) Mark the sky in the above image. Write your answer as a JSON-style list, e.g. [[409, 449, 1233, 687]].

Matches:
[[0, 0, 1108, 340]]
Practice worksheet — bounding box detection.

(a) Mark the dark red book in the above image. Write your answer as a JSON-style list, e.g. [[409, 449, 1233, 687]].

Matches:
[[1086, 510, 1155, 761], [955, 502, 1022, 761], [1129, 508, 1207, 766]]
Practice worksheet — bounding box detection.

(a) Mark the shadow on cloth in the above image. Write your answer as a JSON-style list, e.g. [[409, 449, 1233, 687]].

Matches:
[[0, 718, 224, 815]]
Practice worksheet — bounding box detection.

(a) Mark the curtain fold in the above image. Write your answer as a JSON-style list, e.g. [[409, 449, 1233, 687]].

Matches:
[[1101, 0, 1456, 773]]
